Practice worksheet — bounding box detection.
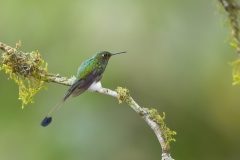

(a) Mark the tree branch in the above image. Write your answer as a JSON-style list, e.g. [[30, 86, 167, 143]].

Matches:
[[218, 0, 240, 85], [0, 41, 176, 160]]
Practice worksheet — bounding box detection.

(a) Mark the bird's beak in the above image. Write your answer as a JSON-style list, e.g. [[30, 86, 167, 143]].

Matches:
[[111, 51, 127, 56]]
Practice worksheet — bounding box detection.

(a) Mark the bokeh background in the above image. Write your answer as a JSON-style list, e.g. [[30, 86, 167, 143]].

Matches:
[[1, 0, 240, 159]]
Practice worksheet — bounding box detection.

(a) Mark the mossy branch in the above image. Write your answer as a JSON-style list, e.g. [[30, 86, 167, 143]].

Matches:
[[0, 41, 76, 108], [218, 0, 240, 85], [0, 41, 176, 160]]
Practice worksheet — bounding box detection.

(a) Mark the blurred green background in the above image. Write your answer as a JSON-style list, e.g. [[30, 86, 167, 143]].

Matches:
[[1, 0, 240, 159]]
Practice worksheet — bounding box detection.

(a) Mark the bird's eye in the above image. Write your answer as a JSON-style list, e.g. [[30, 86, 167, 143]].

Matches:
[[102, 54, 107, 57]]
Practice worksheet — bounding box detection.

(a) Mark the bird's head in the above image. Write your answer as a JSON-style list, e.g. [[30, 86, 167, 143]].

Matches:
[[93, 51, 126, 61]]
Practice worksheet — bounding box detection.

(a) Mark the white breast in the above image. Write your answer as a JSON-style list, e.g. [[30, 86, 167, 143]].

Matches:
[[88, 81, 102, 92]]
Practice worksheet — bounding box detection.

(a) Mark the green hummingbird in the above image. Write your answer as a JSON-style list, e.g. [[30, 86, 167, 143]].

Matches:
[[41, 51, 126, 127]]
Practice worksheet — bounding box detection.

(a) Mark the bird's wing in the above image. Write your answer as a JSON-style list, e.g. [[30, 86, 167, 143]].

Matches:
[[61, 69, 100, 102], [71, 69, 100, 97]]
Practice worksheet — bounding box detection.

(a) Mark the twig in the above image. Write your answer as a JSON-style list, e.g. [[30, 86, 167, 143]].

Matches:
[[218, 0, 240, 85], [219, 0, 240, 56]]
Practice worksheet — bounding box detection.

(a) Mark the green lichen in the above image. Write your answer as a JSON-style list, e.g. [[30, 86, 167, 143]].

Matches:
[[116, 87, 147, 115], [218, 0, 240, 47], [0, 41, 48, 108], [218, 0, 240, 85], [229, 59, 240, 85], [116, 87, 131, 104], [146, 108, 177, 149]]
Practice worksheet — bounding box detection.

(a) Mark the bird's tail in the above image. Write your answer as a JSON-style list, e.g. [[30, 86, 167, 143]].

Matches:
[[41, 90, 72, 127]]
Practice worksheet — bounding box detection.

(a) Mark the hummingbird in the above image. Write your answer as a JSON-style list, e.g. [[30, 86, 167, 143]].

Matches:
[[41, 51, 126, 127]]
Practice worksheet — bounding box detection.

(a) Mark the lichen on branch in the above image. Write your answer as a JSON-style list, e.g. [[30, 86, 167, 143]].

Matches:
[[116, 87, 176, 152], [218, 0, 240, 85], [0, 41, 48, 108]]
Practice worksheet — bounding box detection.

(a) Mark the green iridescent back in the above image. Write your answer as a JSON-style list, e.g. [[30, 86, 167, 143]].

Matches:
[[76, 51, 111, 81]]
